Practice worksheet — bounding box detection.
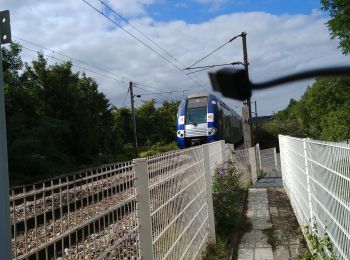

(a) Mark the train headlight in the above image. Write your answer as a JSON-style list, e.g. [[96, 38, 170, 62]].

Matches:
[[208, 128, 217, 136], [177, 130, 184, 138]]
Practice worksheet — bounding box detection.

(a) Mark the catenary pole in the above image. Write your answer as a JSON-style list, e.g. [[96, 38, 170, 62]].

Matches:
[[129, 81, 139, 157], [242, 32, 253, 147], [0, 10, 13, 259], [254, 100, 258, 133]]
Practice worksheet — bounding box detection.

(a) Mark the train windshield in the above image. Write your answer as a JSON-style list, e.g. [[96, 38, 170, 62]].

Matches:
[[185, 97, 208, 125]]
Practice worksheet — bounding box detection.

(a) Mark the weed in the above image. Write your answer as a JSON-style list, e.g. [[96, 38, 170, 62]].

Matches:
[[300, 220, 336, 260], [263, 226, 277, 250], [203, 160, 251, 259]]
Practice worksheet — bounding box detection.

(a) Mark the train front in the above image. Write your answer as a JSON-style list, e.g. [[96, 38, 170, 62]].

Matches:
[[176, 94, 218, 148]]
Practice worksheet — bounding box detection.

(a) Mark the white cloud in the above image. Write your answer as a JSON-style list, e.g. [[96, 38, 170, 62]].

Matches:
[[194, 0, 228, 11], [2, 1, 349, 115], [105, 0, 157, 17], [311, 8, 322, 17]]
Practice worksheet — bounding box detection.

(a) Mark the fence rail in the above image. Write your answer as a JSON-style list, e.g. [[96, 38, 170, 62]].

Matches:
[[10, 142, 231, 259], [279, 135, 350, 259], [8, 140, 264, 259]]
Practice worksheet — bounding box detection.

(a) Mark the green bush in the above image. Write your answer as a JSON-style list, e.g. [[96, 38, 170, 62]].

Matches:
[[212, 161, 251, 241], [204, 160, 251, 259]]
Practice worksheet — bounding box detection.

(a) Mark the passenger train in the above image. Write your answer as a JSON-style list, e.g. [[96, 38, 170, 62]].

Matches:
[[176, 93, 243, 149]]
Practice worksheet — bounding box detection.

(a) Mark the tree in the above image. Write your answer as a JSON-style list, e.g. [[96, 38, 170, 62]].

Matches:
[[3, 44, 118, 185], [3, 43, 181, 185], [258, 77, 350, 145], [321, 0, 350, 55]]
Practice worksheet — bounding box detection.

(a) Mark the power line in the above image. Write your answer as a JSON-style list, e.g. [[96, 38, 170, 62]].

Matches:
[[186, 33, 243, 69], [186, 61, 244, 70], [82, 0, 184, 74], [14, 35, 129, 84], [21, 45, 129, 84], [99, 1, 199, 75], [186, 61, 244, 75], [133, 84, 178, 100], [16, 35, 182, 96], [136, 90, 190, 96], [100, 1, 181, 65], [82, 0, 211, 92], [19, 42, 184, 106], [121, 87, 130, 107]]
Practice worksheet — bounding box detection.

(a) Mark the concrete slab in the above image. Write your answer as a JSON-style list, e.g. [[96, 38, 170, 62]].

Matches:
[[235, 174, 309, 260], [237, 248, 254, 260], [254, 248, 273, 259]]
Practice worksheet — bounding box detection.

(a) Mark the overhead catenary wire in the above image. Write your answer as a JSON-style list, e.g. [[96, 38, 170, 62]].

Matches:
[[186, 61, 244, 75], [187, 61, 244, 70], [100, 1, 182, 65], [20, 42, 196, 105], [133, 84, 182, 100], [14, 35, 129, 84], [17, 38, 189, 107], [121, 87, 130, 107], [82, 0, 211, 92], [82, 1, 184, 75], [16, 36, 180, 96], [133, 82, 185, 98], [98, 1, 205, 76], [186, 33, 243, 69], [15, 0, 211, 103], [21, 45, 128, 84], [136, 90, 190, 96]]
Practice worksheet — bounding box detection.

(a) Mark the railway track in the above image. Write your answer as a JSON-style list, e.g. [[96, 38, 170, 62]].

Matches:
[[11, 150, 192, 259]]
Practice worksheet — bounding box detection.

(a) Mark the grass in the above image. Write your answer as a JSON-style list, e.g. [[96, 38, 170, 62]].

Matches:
[[139, 142, 178, 157], [204, 239, 228, 260], [263, 226, 277, 250]]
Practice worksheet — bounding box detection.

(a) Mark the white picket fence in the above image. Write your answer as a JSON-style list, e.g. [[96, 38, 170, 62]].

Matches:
[[279, 135, 350, 259]]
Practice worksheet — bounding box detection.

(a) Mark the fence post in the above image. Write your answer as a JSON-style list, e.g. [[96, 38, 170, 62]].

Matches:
[[203, 144, 216, 244], [249, 146, 257, 183], [133, 158, 154, 260], [256, 143, 262, 174], [273, 147, 278, 171], [220, 140, 227, 163], [303, 138, 313, 222]]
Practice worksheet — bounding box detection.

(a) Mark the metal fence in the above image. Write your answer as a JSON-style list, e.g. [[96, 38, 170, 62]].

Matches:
[[9, 140, 269, 259], [145, 145, 216, 260], [260, 147, 278, 173], [10, 141, 229, 259], [279, 135, 350, 259], [232, 144, 261, 183], [10, 161, 138, 260]]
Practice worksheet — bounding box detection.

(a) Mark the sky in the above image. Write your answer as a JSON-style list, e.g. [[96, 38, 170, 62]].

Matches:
[[1, 0, 349, 115]]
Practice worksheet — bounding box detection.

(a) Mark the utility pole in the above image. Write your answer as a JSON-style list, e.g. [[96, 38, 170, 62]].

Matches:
[[129, 81, 139, 158], [254, 100, 258, 133], [0, 10, 13, 259], [241, 32, 253, 147]]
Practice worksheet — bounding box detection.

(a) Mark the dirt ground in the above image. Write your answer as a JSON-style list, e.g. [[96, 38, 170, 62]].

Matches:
[[266, 188, 309, 259]]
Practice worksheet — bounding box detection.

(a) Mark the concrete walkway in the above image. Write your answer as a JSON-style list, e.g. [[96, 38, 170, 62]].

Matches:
[[236, 172, 309, 260]]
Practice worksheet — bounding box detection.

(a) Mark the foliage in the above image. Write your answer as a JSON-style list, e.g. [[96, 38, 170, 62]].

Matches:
[[321, 0, 350, 55], [112, 100, 179, 159], [256, 77, 350, 144], [3, 43, 180, 185], [203, 238, 227, 260], [204, 161, 250, 259], [300, 221, 336, 260], [139, 142, 178, 157], [3, 44, 120, 185]]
